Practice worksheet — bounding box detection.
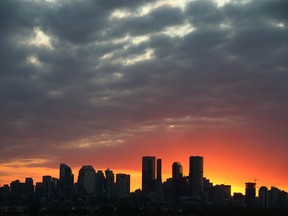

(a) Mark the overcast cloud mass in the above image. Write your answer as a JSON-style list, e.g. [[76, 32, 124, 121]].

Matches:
[[0, 0, 287, 187]]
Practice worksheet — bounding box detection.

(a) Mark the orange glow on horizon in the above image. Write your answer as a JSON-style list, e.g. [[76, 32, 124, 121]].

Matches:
[[0, 134, 287, 196]]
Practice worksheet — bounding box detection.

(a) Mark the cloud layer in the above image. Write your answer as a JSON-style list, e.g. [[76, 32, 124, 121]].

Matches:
[[0, 0, 287, 187]]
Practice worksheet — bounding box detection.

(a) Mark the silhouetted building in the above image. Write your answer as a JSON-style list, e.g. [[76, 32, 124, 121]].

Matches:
[[259, 186, 268, 208], [203, 177, 213, 202], [267, 186, 287, 209], [142, 156, 156, 193], [116, 174, 130, 199], [189, 156, 203, 197], [171, 162, 185, 200], [214, 184, 231, 207], [232, 192, 245, 207], [59, 163, 74, 200], [42, 175, 52, 198], [172, 162, 183, 180], [245, 182, 256, 207], [24, 178, 34, 198], [105, 169, 115, 199], [34, 182, 43, 199], [10, 180, 25, 198], [0, 184, 10, 198], [95, 170, 105, 198], [78, 165, 96, 197], [156, 159, 162, 183]]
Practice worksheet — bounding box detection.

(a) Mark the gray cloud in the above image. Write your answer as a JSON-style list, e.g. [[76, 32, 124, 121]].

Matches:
[[0, 0, 287, 168]]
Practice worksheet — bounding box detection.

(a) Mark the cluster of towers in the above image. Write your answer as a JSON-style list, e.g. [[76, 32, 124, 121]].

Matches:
[[141, 156, 288, 208], [142, 156, 204, 199], [0, 157, 287, 209], [0, 163, 130, 200]]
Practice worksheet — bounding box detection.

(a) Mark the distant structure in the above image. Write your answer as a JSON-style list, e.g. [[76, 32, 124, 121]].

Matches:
[[116, 174, 130, 199], [172, 162, 183, 180], [77, 165, 96, 196], [142, 156, 156, 193], [24, 178, 34, 199], [214, 184, 231, 207], [105, 169, 115, 198], [156, 159, 162, 183], [259, 186, 268, 208], [59, 163, 74, 199], [245, 182, 256, 207], [189, 156, 203, 196], [95, 170, 105, 198]]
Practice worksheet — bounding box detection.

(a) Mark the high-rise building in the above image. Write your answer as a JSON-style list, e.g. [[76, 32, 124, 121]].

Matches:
[[78, 165, 96, 196], [34, 182, 43, 198], [142, 156, 156, 193], [10, 180, 22, 198], [95, 170, 105, 198], [24, 178, 34, 198], [42, 175, 52, 198], [116, 174, 130, 199], [245, 182, 256, 207], [172, 162, 183, 180], [259, 186, 268, 208], [156, 159, 162, 183], [105, 169, 115, 198], [59, 163, 74, 200], [189, 156, 203, 196], [214, 184, 231, 207]]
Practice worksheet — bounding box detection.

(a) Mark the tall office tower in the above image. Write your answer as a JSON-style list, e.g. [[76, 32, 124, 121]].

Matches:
[[156, 159, 162, 183], [259, 186, 268, 208], [34, 182, 43, 198], [59, 163, 74, 199], [105, 169, 115, 198], [116, 174, 130, 199], [214, 184, 231, 207], [189, 156, 204, 196], [78, 165, 96, 196], [268, 186, 282, 208], [95, 170, 105, 198], [142, 156, 156, 193], [42, 175, 52, 198], [10, 180, 21, 198], [24, 178, 34, 198], [245, 182, 256, 207], [172, 162, 183, 180]]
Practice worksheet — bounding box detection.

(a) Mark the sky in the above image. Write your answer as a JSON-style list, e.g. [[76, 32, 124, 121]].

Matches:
[[0, 0, 287, 194]]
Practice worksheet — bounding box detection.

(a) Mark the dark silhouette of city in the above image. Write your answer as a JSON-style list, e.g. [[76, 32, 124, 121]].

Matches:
[[0, 156, 287, 215]]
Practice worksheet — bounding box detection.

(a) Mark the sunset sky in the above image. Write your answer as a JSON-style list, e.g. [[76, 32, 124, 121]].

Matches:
[[0, 0, 287, 194]]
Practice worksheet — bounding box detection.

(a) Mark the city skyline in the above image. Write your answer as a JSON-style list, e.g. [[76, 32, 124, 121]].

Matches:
[[0, 0, 287, 199], [1, 156, 287, 214], [0, 155, 286, 195]]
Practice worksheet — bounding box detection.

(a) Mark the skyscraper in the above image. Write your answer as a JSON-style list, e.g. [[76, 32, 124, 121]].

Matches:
[[59, 163, 74, 199], [42, 175, 52, 198], [245, 182, 256, 207], [172, 162, 183, 180], [156, 159, 162, 183], [95, 170, 105, 198], [24, 178, 34, 198], [259, 186, 268, 208], [116, 174, 130, 199], [77, 165, 96, 196], [105, 169, 115, 198], [189, 156, 203, 196], [142, 156, 156, 193]]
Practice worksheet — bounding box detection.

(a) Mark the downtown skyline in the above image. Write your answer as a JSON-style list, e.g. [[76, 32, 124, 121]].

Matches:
[[0, 0, 287, 196], [0, 155, 286, 195]]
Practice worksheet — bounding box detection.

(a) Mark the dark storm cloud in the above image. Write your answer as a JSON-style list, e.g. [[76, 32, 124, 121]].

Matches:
[[0, 0, 288, 163]]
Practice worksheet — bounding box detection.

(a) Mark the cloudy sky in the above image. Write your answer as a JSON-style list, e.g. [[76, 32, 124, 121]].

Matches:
[[0, 0, 287, 192]]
